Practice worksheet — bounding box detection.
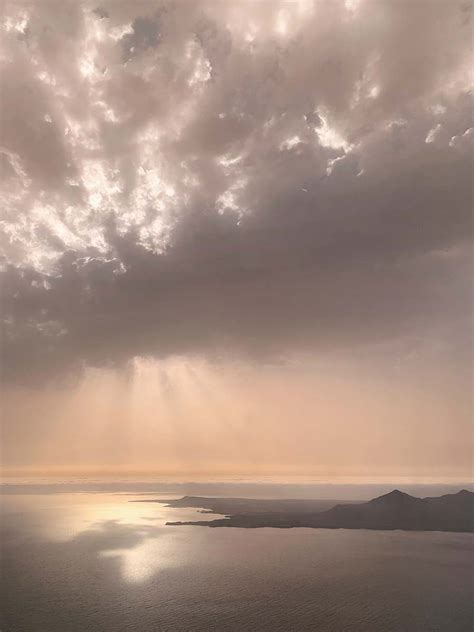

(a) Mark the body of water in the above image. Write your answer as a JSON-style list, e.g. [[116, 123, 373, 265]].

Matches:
[[1, 483, 472, 631]]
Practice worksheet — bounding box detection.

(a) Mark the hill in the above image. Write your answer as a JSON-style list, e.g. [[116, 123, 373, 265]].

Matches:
[[161, 489, 474, 532]]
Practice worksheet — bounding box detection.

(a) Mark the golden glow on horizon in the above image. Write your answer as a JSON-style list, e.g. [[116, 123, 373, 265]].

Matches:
[[2, 355, 471, 480]]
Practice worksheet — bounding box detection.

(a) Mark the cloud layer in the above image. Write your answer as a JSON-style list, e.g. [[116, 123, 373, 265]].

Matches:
[[1, 0, 472, 382]]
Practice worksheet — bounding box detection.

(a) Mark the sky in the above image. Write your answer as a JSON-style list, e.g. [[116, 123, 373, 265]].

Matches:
[[1, 0, 472, 480]]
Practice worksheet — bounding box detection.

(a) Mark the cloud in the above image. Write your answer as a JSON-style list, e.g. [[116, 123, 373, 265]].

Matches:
[[0, 0, 472, 382]]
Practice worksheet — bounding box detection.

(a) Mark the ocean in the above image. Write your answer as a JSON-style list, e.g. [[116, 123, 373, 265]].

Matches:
[[1, 482, 472, 631]]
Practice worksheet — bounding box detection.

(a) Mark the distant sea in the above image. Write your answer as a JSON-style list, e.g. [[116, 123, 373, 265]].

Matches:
[[1, 479, 473, 631]]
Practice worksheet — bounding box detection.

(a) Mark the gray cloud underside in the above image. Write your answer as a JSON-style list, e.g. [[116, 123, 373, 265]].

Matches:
[[1, 0, 472, 381]]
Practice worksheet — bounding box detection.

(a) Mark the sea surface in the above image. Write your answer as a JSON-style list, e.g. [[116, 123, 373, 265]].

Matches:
[[1, 481, 473, 631]]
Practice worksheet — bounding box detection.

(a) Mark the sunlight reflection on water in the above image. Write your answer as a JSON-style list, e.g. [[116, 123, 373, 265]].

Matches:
[[1, 492, 216, 583], [2, 490, 473, 631]]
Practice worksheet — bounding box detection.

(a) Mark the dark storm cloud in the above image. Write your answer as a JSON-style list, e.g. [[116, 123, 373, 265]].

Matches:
[[0, 0, 472, 381]]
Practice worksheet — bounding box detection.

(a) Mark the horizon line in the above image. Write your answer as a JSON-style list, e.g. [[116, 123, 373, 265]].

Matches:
[[1, 469, 472, 486]]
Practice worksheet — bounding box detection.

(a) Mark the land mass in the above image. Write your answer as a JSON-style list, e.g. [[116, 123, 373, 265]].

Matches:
[[133, 496, 346, 514], [142, 489, 474, 532]]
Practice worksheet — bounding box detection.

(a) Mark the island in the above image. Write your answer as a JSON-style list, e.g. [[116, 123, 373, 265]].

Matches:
[[135, 489, 474, 532]]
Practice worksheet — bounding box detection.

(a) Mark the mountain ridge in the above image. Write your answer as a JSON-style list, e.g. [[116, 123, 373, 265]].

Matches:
[[158, 489, 474, 532]]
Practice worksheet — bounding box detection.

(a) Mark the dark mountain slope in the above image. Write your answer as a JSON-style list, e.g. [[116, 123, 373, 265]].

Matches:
[[314, 489, 473, 531]]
